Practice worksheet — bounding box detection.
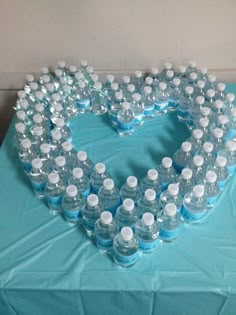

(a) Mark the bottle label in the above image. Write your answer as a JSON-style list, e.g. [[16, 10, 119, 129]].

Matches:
[[139, 238, 158, 253], [63, 209, 82, 222], [228, 165, 236, 176], [207, 195, 218, 208], [154, 100, 168, 111], [96, 235, 113, 250], [31, 180, 47, 193], [83, 218, 96, 231], [134, 113, 144, 124], [81, 188, 90, 198], [169, 98, 179, 108], [117, 120, 134, 133], [177, 107, 188, 119], [110, 112, 118, 123], [226, 129, 236, 140], [113, 248, 138, 267], [217, 179, 227, 190], [159, 227, 179, 241], [47, 195, 63, 209], [21, 161, 32, 173], [181, 206, 206, 223], [144, 105, 154, 116], [77, 99, 90, 109]]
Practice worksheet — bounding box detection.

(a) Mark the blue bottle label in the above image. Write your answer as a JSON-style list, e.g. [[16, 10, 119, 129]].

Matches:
[[21, 161, 32, 173], [144, 105, 154, 116], [114, 249, 138, 267], [139, 238, 158, 253], [31, 180, 47, 193], [228, 164, 236, 176], [117, 120, 134, 133], [207, 195, 218, 207], [181, 206, 206, 223], [159, 227, 179, 241], [217, 179, 227, 190], [81, 188, 90, 198], [169, 98, 179, 108], [155, 100, 168, 111], [77, 99, 90, 109], [177, 107, 188, 119], [63, 209, 82, 222], [96, 235, 113, 250], [134, 113, 144, 124], [226, 129, 235, 140], [110, 112, 118, 123], [47, 195, 63, 209], [83, 218, 96, 231]]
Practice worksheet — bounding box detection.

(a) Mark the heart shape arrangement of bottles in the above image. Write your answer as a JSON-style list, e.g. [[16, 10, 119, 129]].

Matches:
[[15, 59, 236, 268]]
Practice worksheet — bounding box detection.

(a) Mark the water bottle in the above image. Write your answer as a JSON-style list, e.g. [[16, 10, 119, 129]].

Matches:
[[82, 194, 103, 237], [157, 203, 181, 242], [173, 142, 193, 172], [194, 80, 206, 98], [90, 162, 111, 193], [24, 74, 35, 94], [16, 110, 28, 125], [60, 142, 77, 167], [113, 226, 139, 268], [189, 155, 205, 184], [57, 60, 68, 76], [108, 82, 119, 109], [181, 185, 208, 224], [120, 176, 142, 204], [176, 65, 187, 83], [34, 103, 51, 129], [50, 130, 63, 155], [187, 96, 205, 129], [157, 157, 177, 190], [39, 143, 54, 172], [226, 108, 236, 140], [54, 118, 72, 142], [198, 66, 208, 81], [132, 70, 143, 92], [135, 212, 159, 253], [75, 151, 94, 177], [74, 72, 84, 88], [160, 183, 183, 213], [205, 89, 216, 107], [80, 59, 88, 75], [154, 82, 169, 115], [14, 122, 28, 149], [216, 83, 226, 100], [140, 169, 162, 197], [177, 168, 194, 196], [168, 78, 181, 111], [50, 103, 66, 125], [203, 170, 220, 208], [200, 142, 215, 168], [186, 129, 204, 154], [213, 156, 229, 190], [95, 211, 119, 252], [188, 72, 198, 87], [31, 126, 48, 151], [54, 69, 63, 90], [29, 82, 40, 102], [62, 185, 85, 224], [91, 82, 108, 115], [83, 66, 94, 85], [51, 93, 62, 106], [162, 62, 173, 77], [225, 93, 235, 109], [206, 74, 216, 90], [186, 60, 197, 76], [110, 91, 123, 126], [75, 81, 91, 113], [31, 113, 48, 134], [196, 117, 210, 138], [98, 179, 120, 215], [142, 86, 155, 119], [219, 140, 236, 176], [117, 102, 135, 136], [18, 138, 35, 173], [69, 167, 90, 197], [131, 93, 144, 127], [121, 75, 131, 91], [150, 67, 159, 86], [164, 70, 174, 86], [216, 115, 229, 140], [212, 100, 225, 118], [53, 156, 70, 185], [210, 128, 224, 153], [35, 91, 50, 108], [124, 84, 136, 103], [29, 158, 47, 199], [177, 86, 194, 122], [45, 173, 65, 214], [103, 74, 115, 96], [115, 198, 139, 230], [199, 106, 213, 124], [137, 189, 161, 219]]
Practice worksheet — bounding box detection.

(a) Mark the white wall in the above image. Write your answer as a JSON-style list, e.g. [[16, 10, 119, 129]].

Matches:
[[0, 0, 236, 141]]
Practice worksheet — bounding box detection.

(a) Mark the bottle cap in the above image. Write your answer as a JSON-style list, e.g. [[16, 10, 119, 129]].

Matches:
[[17, 90, 26, 98], [199, 66, 207, 74], [78, 81, 86, 89], [203, 142, 214, 153], [58, 60, 66, 68], [196, 80, 205, 89], [15, 122, 25, 133], [16, 110, 26, 121], [55, 156, 66, 167], [166, 70, 174, 78], [147, 169, 158, 181], [30, 82, 39, 90], [181, 141, 192, 152], [206, 89, 215, 98], [168, 183, 179, 196], [185, 86, 194, 95], [145, 76, 153, 85], [200, 106, 211, 117], [192, 129, 203, 139], [75, 72, 83, 81], [86, 66, 94, 74], [101, 211, 112, 225], [32, 158, 43, 170], [121, 227, 133, 241], [217, 83, 226, 92], [35, 103, 44, 113], [77, 151, 87, 162], [80, 59, 88, 67], [26, 74, 34, 82], [181, 168, 193, 180], [205, 170, 217, 183], [189, 60, 196, 68], [127, 176, 137, 188], [33, 113, 43, 124], [196, 95, 205, 105], [145, 189, 156, 201], [55, 118, 65, 127], [103, 178, 114, 190], [218, 115, 229, 125], [159, 82, 167, 91], [199, 117, 209, 128], [55, 69, 63, 77], [62, 85, 71, 94], [123, 198, 134, 211], [87, 194, 99, 207], [111, 82, 118, 91], [72, 167, 83, 179], [20, 100, 29, 110], [40, 143, 50, 154], [225, 140, 236, 152], [151, 67, 159, 75], [95, 82, 102, 90], [189, 72, 198, 80], [178, 65, 186, 73], [127, 84, 135, 93], [35, 91, 44, 100], [193, 185, 204, 197], [48, 172, 59, 184], [214, 100, 224, 109], [213, 128, 223, 139], [144, 86, 152, 94], [115, 91, 123, 100], [42, 75, 50, 84], [69, 65, 77, 73], [52, 93, 61, 102], [51, 129, 62, 140], [95, 162, 106, 174], [164, 203, 177, 216], [66, 185, 78, 197], [208, 74, 216, 83], [62, 141, 73, 152], [33, 126, 43, 136], [215, 156, 227, 167], [142, 212, 154, 226], [173, 78, 180, 86], [21, 138, 31, 149], [230, 108, 236, 117], [226, 93, 235, 103], [164, 62, 172, 70], [122, 102, 130, 110], [162, 157, 172, 168], [91, 74, 98, 82], [122, 76, 130, 84], [106, 74, 115, 83], [135, 71, 142, 78], [193, 155, 204, 167], [53, 103, 63, 112], [132, 93, 141, 101]]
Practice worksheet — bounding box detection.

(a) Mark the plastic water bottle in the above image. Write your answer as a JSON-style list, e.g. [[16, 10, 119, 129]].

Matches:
[[53, 156, 70, 185], [91, 81, 108, 115], [168, 78, 181, 111], [216, 115, 229, 139], [219, 140, 236, 176], [140, 169, 162, 197], [62, 185, 86, 224], [173, 142, 193, 172], [113, 226, 139, 268], [98, 179, 120, 215], [188, 72, 198, 87], [177, 168, 194, 196], [75, 151, 94, 177], [187, 96, 205, 129], [162, 62, 173, 77], [157, 157, 177, 190], [203, 170, 220, 208], [226, 108, 236, 140], [34, 103, 51, 129], [210, 128, 224, 153], [110, 91, 123, 126], [18, 138, 35, 173], [82, 194, 103, 237], [194, 80, 206, 98], [206, 74, 217, 90], [54, 118, 72, 142], [90, 163, 111, 193], [154, 82, 169, 115], [24, 74, 35, 94], [160, 183, 183, 213], [107, 82, 119, 109], [115, 198, 139, 230], [186, 129, 204, 154], [121, 75, 131, 91], [200, 142, 215, 168], [181, 185, 208, 224], [39, 143, 54, 172], [164, 70, 174, 86], [124, 84, 136, 103], [75, 81, 91, 113], [199, 106, 213, 124], [14, 122, 28, 149], [131, 93, 144, 127], [196, 117, 210, 138], [132, 70, 143, 92], [187, 60, 197, 76], [177, 86, 194, 122], [69, 167, 90, 197], [212, 100, 225, 119], [157, 203, 181, 242], [16, 110, 28, 125], [117, 102, 135, 136], [198, 66, 208, 81], [216, 83, 226, 100], [31, 126, 48, 150], [95, 211, 119, 252], [50, 130, 63, 155], [120, 176, 142, 204], [45, 173, 65, 214], [189, 155, 205, 184], [135, 212, 159, 253], [142, 86, 155, 119], [137, 189, 161, 219], [60, 142, 77, 167], [213, 156, 229, 190], [29, 158, 47, 199], [225, 93, 235, 109], [50, 103, 65, 125], [150, 67, 159, 86], [205, 89, 216, 107], [103, 74, 115, 96], [176, 65, 187, 82]]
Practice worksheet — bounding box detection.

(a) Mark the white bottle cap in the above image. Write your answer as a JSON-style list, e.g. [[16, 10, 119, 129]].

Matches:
[[203, 142, 214, 153], [51, 129, 62, 140], [185, 86, 194, 95], [95, 82, 102, 90], [196, 80, 205, 89], [217, 83, 226, 92], [58, 60, 66, 68], [35, 91, 44, 100], [32, 158, 43, 169], [127, 176, 137, 188], [26, 74, 34, 82], [193, 155, 204, 167], [86, 66, 94, 74], [214, 100, 224, 110], [33, 113, 43, 124], [142, 212, 154, 226], [189, 72, 198, 80], [192, 129, 203, 140], [122, 102, 130, 110], [159, 82, 167, 91], [121, 227, 133, 241], [213, 128, 223, 139], [35, 103, 44, 113], [193, 185, 204, 198], [132, 93, 141, 101], [40, 143, 50, 154], [62, 141, 73, 152], [80, 59, 88, 67], [218, 115, 229, 125], [111, 82, 118, 91], [15, 122, 26, 133], [123, 76, 130, 84], [55, 156, 66, 167], [226, 93, 235, 103], [225, 140, 236, 152], [206, 89, 215, 98], [144, 86, 152, 94], [103, 178, 114, 190], [215, 156, 227, 167], [53, 103, 63, 112], [162, 157, 172, 168], [106, 74, 115, 83], [21, 100, 30, 110], [147, 169, 158, 181], [123, 198, 134, 211], [30, 82, 38, 90], [91, 73, 98, 82], [55, 118, 65, 127], [145, 189, 156, 201], [196, 96, 205, 106], [127, 84, 135, 93], [135, 71, 142, 78], [178, 65, 186, 73], [66, 185, 78, 197], [151, 67, 159, 75], [101, 211, 112, 225], [52, 93, 61, 102], [208, 74, 216, 83], [230, 108, 236, 117], [48, 172, 60, 184], [199, 66, 208, 74], [17, 90, 26, 98], [69, 65, 77, 73], [78, 81, 86, 89], [55, 69, 63, 77], [200, 107, 211, 117], [16, 110, 26, 121], [166, 70, 174, 78], [181, 141, 192, 152], [77, 151, 87, 162], [164, 203, 177, 216], [199, 117, 209, 128], [42, 75, 50, 84], [189, 60, 196, 68], [21, 138, 31, 149], [33, 126, 43, 136], [168, 183, 179, 196], [205, 170, 217, 183], [87, 194, 99, 207], [75, 72, 83, 81], [173, 78, 180, 86], [115, 91, 123, 100], [145, 76, 153, 85], [164, 62, 172, 70], [72, 167, 83, 179], [95, 162, 106, 174], [181, 168, 193, 180]]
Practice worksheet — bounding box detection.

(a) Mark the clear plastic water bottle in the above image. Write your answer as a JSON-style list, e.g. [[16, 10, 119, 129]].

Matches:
[[54, 69, 63, 90], [39, 143, 54, 173], [200, 142, 215, 168], [181, 185, 208, 224], [162, 62, 173, 77], [124, 84, 136, 103], [177, 168, 194, 196], [218, 140, 236, 176], [137, 189, 161, 219], [150, 67, 159, 86], [168, 78, 181, 111], [16, 110, 28, 125], [164, 70, 174, 86], [212, 156, 229, 190], [186, 129, 204, 154], [98, 178, 120, 215], [186, 60, 197, 76], [75, 81, 91, 113], [117, 102, 135, 136], [142, 86, 155, 119], [160, 183, 183, 213], [226, 108, 236, 140], [225, 93, 235, 109], [18, 138, 35, 173], [50, 103, 66, 125], [188, 72, 198, 87], [53, 156, 70, 185], [210, 128, 224, 153], [34, 103, 51, 129], [205, 89, 216, 107], [187, 95, 205, 129], [198, 106, 213, 124], [177, 86, 194, 122], [135, 212, 159, 253], [24, 74, 35, 94], [54, 118, 72, 142], [107, 82, 119, 109], [173, 142, 193, 172], [103, 74, 115, 96], [157, 203, 181, 242], [154, 82, 169, 115], [110, 91, 123, 126], [157, 157, 177, 190], [140, 169, 162, 197], [60, 142, 77, 167], [113, 226, 139, 268], [206, 74, 217, 90], [75, 151, 94, 177], [31, 126, 48, 150], [194, 80, 206, 98], [203, 170, 220, 208], [14, 122, 28, 149], [189, 155, 205, 184], [91, 82, 108, 115], [50, 130, 63, 155], [115, 198, 139, 230], [132, 70, 143, 92], [45, 173, 65, 214], [198, 66, 208, 81], [90, 162, 111, 193], [216, 115, 229, 140], [29, 158, 47, 199], [120, 176, 142, 204], [216, 83, 226, 100], [196, 117, 210, 139], [121, 75, 131, 91], [69, 167, 90, 197], [95, 211, 119, 252], [131, 93, 144, 127], [62, 185, 85, 225], [82, 194, 103, 237], [176, 65, 187, 83], [212, 100, 225, 119]]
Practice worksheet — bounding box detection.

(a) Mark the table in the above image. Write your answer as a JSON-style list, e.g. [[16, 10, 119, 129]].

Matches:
[[1, 84, 236, 315]]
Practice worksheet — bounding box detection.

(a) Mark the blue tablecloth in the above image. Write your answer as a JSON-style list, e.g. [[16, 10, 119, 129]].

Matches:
[[1, 84, 236, 315]]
